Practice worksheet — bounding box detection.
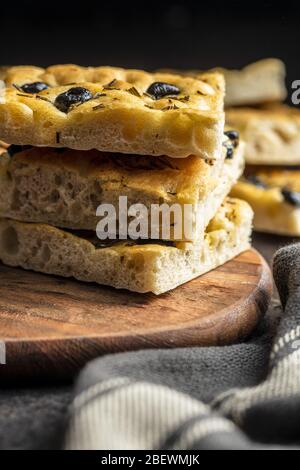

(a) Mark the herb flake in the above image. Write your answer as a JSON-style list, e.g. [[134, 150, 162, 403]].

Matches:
[[126, 87, 141, 98], [35, 95, 52, 103], [103, 79, 120, 90], [93, 103, 105, 111], [161, 104, 179, 111], [16, 93, 33, 98]]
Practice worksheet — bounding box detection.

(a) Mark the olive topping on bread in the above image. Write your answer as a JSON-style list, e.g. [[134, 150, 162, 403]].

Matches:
[[224, 146, 234, 159], [245, 175, 268, 188], [146, 82, 180, 99], [281, 188, 300, 207], [223, 130, 239, 159], [18, 82, 49, 94], [224, 130, 239, 147], [54, 87, 93, 113], [0, 66, 225, 159]]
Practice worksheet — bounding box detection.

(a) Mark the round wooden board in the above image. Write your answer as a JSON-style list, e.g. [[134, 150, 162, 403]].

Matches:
[[0, 248, 272, 382]]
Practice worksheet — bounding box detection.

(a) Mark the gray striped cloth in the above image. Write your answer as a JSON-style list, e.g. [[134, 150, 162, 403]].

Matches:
[[65, 243, 300, 450]]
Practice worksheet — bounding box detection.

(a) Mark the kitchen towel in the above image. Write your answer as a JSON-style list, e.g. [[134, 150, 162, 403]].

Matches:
[[64, 243, 300, 449]]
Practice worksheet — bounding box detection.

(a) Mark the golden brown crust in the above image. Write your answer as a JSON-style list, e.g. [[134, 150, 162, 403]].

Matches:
[[244, 165, 300, 192], [0, 65, 225, 159], [226, 104, 300, 165], [231, 169, 300, 236], [0, 198, 252, 294], [0, 141, 244, 237], [213, 59, 286, 106], [227, 103, 300, 123]]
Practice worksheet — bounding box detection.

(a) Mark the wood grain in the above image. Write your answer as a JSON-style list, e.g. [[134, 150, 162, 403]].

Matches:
[[0, 248, 272, 382]]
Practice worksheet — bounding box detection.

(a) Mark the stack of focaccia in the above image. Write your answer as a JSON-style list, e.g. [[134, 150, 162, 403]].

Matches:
[[0, 65, 252, 294], [224, 59, 300, 236], [164, 59, 300, 237]]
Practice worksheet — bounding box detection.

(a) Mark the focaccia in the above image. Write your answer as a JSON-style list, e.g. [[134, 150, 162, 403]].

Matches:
[[0, 135, 244, 240], [230, 167, 300, 236], [0, 198, 252, 294], [159, 59, 286, 107], [215, 58, 286, 107], [226, 104, 300, 165], [0, 65, 225, 160]]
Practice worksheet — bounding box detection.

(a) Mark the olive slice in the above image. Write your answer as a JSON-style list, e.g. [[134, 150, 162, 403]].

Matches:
[[224, 130, 239, 148], [281, 188, 300, 206], [224, 130, 239, 141], [225, 146, 234, 159], [146, 82, 180, 100], [54, 87, 93, 113], [20, 82, 49, 94]]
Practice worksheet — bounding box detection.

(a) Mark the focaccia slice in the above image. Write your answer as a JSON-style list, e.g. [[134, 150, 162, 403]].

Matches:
[[226, 104, 300, 165], [159, 59, 286, 107], [0, 198, 252, 294], [0, 65, 225, 160], [230, 166, 300, 236], [0, 136, 244, 240], [214, 58, 286, 107]]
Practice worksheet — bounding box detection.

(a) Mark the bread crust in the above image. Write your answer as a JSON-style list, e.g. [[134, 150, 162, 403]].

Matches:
[[226, 104, 300, 165], [0, 65, 225, 159], [0, 142, 244, 239], [231, 167, 300, 235], [159, 59, 286, 107], [0, 198, 252, 294], [215, 58, 286, 106]]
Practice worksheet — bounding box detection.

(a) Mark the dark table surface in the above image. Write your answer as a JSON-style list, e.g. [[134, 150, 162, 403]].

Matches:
[[253, 232, 299, 267]]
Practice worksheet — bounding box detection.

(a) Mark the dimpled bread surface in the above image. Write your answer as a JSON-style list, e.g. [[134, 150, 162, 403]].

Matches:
[[0, 65, 225, 159]]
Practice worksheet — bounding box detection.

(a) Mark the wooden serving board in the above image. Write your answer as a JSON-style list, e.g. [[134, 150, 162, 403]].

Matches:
[[0, 248, 272, 382]]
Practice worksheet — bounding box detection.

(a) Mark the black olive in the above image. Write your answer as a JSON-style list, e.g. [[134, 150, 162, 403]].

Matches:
[[7, 145, 32, 157], [246, 175, 268, 189], [225, 146, 234, 159], [54, 87, 93, 113], [224, 130, 239, 148], [20, 82, 49, 94], [146, 82, 180, 100], [224, 130, 239, 141], [281, 188, 300, 206], [222, 139, 235, 159]]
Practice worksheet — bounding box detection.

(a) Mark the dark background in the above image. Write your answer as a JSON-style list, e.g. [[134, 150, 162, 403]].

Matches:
[[1, 1, 299, 99]]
